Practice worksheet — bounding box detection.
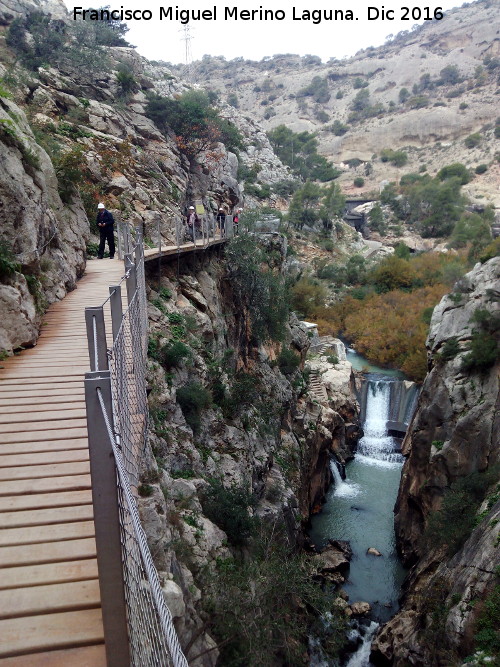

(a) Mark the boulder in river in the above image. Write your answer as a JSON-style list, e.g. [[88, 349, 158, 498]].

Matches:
[[350, 601, 372, 616], [367, 547, 382, 557]]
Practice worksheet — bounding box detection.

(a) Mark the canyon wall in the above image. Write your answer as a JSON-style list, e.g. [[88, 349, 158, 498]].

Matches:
[[372, 256, 500, 666]]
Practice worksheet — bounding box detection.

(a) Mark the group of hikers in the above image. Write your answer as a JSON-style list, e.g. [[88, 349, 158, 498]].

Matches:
[[186, 205, 242, 241], [95, 202, 242, 258]]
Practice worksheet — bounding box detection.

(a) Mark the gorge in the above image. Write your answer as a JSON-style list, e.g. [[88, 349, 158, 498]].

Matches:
[[0, 0, 498, 664]]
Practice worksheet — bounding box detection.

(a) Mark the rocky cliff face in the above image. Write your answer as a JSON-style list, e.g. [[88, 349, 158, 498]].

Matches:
[[135, 239, 361, 662], [0, 1, 290, 354], [0, 94, 87, 353], [371, 256, 500, 666], [181, 0, 500, 206]]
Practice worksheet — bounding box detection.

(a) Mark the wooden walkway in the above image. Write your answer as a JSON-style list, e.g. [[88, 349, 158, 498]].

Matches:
[[0, 233, 228, 664], [0, 259, 125, 665], [143, 233, 226, 262]]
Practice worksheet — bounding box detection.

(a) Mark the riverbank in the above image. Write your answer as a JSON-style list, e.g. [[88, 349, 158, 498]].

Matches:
[[309, 350, 416, 664]]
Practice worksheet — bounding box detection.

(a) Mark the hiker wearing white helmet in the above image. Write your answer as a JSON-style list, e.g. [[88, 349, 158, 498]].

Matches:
[[186, 205, 200, 242], [96, 202, 115, 258], [216, 207, 226, 237]]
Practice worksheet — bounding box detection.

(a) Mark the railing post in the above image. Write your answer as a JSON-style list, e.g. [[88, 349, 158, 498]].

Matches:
[[175, 218, 181, 249], [109, 286, 123, 343], [85, 306, 108, 372], [84, 370, 131, 667], [124, 254, 137, 306], [117, 222, 123, 261]]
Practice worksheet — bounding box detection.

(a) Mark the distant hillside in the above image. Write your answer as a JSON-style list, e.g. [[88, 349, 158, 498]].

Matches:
[[172, 0, 500, 205]]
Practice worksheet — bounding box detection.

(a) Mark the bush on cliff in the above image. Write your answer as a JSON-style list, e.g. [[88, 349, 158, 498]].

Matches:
[[225, 234, 289, 343], [202, 522, 347, 666], [423, 467, 500, 556], [201, 478, 257, 547], [460, 308, 499, 374], [145, 90, 244, 160], [176, 382, 212, 434]]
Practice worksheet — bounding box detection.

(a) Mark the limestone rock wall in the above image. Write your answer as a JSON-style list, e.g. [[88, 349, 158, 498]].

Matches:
[[136, 241, 361, 661], [371, 257, 500, 666], [0, 96, 87, 353]]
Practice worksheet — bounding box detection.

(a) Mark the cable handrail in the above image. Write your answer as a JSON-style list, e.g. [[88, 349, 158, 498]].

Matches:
[[85, 227, 189, 667], [96, 387, 189, 667]]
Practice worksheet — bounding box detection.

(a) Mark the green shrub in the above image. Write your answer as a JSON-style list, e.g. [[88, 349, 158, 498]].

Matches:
[[399, 87, 410, 103], [465, 133, 481, 148], [204, 525, 348, 665], [116, 66, 138, 96], [437, 162, 470, 184], [161, 341, 190, 368], [86, 242, 99, 257], [167, 312, 183, 324], [422, 306, 434, 324], [297, 76, 331, 104], [353, 77, 368, 89], [474, 582, 500, 658], [0, 242, 20, 280], [423, 468, 500, 555], [225, 234, 289, 343], [408, 95, 430, 109], [277, 347, 300, 375], [176, 382, 212, 433], [461, 331, 497, 373], [369, 205, 386, 234], [326, 354, 339, 365], [353, 177, 365, 188], [145, 90, 244, 159], [267, 125, 340, 181], [475, 164, 488, 174], [330, 120, 349, 136], [159, 287, 172, 300], [380, 148, 408, 166], [438, 337, 461, 361], [201, 478, 256, 547], [52, 146, 86, 203], [480, 238, 500, 263]]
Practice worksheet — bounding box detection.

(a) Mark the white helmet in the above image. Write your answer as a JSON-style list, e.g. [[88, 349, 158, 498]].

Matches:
[[97, 202, 105, 209], [189, 206, 195, 210]]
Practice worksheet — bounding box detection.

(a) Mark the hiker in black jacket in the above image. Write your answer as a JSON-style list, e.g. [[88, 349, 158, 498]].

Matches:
[[96, 203, 115, 259]]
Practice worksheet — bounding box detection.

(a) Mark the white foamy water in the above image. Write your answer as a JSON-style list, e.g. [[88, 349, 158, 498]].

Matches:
[[344, 621, 380, 667], [330, 461, 361, 498], [357, 382, 404, 468]]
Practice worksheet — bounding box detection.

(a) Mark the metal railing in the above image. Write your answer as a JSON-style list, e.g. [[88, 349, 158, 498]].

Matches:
[[116, 215, 235, 260], [84, 226, 188, 667]]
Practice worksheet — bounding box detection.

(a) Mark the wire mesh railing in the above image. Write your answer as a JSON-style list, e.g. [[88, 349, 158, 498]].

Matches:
[[85, 227, 189, 667]]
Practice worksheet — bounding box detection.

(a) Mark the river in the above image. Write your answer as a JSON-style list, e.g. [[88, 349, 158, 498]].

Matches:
[[309, 349, 415, 666]]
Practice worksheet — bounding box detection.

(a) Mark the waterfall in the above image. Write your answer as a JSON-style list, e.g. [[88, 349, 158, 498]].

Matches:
[[358, 379, 419, 436], [357, 381, 404, 467], [330, 460, 360, 498], [344, 621, 380, 667]]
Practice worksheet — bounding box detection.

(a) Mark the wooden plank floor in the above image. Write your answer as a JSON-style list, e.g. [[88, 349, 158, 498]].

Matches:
[[0, 236, 227, 664], [143, 232, 226, 262], [0, 259, 125, 664]]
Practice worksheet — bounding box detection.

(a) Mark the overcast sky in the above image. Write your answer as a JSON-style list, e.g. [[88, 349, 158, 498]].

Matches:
[[63, 1, 461, 64]]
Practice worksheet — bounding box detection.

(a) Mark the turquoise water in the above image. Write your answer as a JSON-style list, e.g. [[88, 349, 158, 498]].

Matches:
[[309, 458, 406, 622], [345, 347, 404, 378], [309, 351, 408, 624]]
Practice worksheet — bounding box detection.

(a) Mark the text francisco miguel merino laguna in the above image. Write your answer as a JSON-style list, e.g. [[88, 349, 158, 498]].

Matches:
[[73, 5, 437, 24]]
